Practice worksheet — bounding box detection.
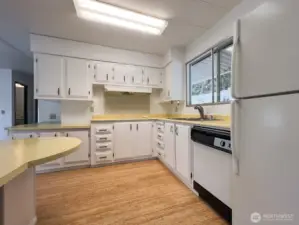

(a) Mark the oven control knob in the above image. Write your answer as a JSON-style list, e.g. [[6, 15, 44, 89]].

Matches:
[[220, 141, 226, 147]]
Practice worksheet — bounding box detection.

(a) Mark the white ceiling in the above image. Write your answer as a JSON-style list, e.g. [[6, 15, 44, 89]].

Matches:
[[0, 0, 241, 57]]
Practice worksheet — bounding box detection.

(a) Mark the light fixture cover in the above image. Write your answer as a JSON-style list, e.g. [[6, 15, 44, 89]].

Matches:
[[73, 0, 168, 35]]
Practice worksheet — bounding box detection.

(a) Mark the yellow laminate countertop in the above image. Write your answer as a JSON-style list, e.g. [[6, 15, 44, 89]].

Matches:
[[0, 137, 81, 186], [91, 115, 230, 129], [162, 119, 230, 129], [6, 123, 90, 131]]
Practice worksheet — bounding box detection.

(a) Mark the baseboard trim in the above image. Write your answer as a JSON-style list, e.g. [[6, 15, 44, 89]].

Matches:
[[36, 164, 90, 174], [91, 156, 156, 168], [28, 216, 37, 225]]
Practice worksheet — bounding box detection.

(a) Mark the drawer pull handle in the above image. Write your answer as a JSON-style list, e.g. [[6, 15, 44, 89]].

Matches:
[[99, 137, 107, 141], [99, 129, 107, 132], [99, 156, 107, 159], [99, 146, 107, 148]]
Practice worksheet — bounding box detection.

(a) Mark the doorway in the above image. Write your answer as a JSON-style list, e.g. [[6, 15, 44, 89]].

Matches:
[[14, 82, 28, 125]]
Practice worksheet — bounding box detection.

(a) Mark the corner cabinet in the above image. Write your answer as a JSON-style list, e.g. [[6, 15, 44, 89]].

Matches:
[[175, 124, 191, 183], [161, 62, 184, 101], [164, 123, 176, 169], [34, 54, 92, 101]]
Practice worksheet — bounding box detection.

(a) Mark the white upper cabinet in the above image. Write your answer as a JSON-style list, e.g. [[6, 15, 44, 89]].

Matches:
[[34, 54, 64, 99], [161, 61, 183, 101], [126, 65, 143, 85], [34, 54, 93, 101], [113, 64, 127, 84], [65, 58, 92, 100], [94, 62, 114, 83], [146, 68, 163, 87]]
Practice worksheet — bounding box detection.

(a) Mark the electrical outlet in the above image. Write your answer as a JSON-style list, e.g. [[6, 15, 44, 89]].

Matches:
[[49, 114, 57, 120]]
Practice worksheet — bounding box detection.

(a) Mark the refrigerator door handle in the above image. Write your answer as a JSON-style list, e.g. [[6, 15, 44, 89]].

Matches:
[[231, 19, 240, 99], [232, 99, 240, 175]]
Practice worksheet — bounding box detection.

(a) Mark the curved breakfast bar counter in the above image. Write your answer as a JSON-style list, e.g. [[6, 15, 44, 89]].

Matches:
[[0, 137, 81, 225]]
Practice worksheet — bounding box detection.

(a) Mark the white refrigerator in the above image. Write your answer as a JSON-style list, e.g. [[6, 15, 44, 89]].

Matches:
[[232, 1, 299, 224]]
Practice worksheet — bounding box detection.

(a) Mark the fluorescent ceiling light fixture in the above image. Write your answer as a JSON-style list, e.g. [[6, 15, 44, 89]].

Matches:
[[73, 0, 168, 35]]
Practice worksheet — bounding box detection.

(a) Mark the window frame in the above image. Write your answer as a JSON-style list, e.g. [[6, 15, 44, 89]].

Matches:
[[186, 37, 233, 107]]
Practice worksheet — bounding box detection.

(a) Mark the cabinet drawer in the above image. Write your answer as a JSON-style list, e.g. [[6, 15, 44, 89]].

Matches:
[[95, 151, 113, 162], [157, 125, 164, 134], [95, 125, 113, 134], [96, 142, 112, 151], [157, 133, 164, 141], [95, 134, 112, 142], [157, 141, 165, 149], [157, 150, 165, 158]]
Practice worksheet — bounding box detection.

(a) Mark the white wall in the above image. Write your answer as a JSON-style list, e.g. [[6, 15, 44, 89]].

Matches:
[[0, 69, 12, 140], [182, 0, 265, 115], [38, 100, 61, 123], [92, 86, 169, 116], [0, 38, 32, 73], [31, 34, 163, 68]]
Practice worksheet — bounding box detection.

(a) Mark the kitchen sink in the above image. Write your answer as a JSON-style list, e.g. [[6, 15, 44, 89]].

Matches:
[[169, 117, 221, 121]]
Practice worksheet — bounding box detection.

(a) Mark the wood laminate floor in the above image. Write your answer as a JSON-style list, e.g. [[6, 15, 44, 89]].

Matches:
[[36, 160, 227, 225]]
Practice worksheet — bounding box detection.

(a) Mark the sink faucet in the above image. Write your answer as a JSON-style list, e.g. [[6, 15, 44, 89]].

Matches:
[[194, 105, 205, 120]]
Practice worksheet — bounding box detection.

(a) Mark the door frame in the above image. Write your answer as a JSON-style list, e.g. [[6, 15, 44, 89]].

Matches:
[[14, 81, 28, 125]]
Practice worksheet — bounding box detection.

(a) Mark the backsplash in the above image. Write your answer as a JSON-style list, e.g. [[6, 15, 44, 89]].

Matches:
[[104, 92, 150, 115]]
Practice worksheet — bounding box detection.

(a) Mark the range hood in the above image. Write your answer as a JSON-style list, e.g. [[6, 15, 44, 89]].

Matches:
[[104, 85, 152, 94]]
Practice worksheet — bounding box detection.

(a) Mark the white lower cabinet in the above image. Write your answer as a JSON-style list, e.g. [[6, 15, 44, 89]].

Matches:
[[10, 130, 90, 172], [134, 122, 152, 157], [175, 124, 191, 183], [64, 131, 90, 164], [114, 122, 152, 160], [164, 123, 176, 169], [114, 122, 132, 159], [38, 132, 62, 167]]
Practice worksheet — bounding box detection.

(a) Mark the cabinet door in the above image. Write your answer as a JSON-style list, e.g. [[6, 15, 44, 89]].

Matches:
[[11, 132, 38, 140], [164, 123, 175, 169], [65, 58, 91, 99], [114, 123, 133, 159], [175, 124, 191, 182], [164, 63, 172, 99], [34, 54, 64, 98], [64, 131, 89, 164], [147, 68, 163, 87], [113, 64, 127, 84], [127, 66, 143, 85], [39, 132, 62, 166], [134, 122, 152, 157], [95, 62, 113, 83]]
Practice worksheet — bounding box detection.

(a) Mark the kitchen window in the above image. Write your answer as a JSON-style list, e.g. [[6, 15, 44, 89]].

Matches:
[[187, 38, 233, 105]]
